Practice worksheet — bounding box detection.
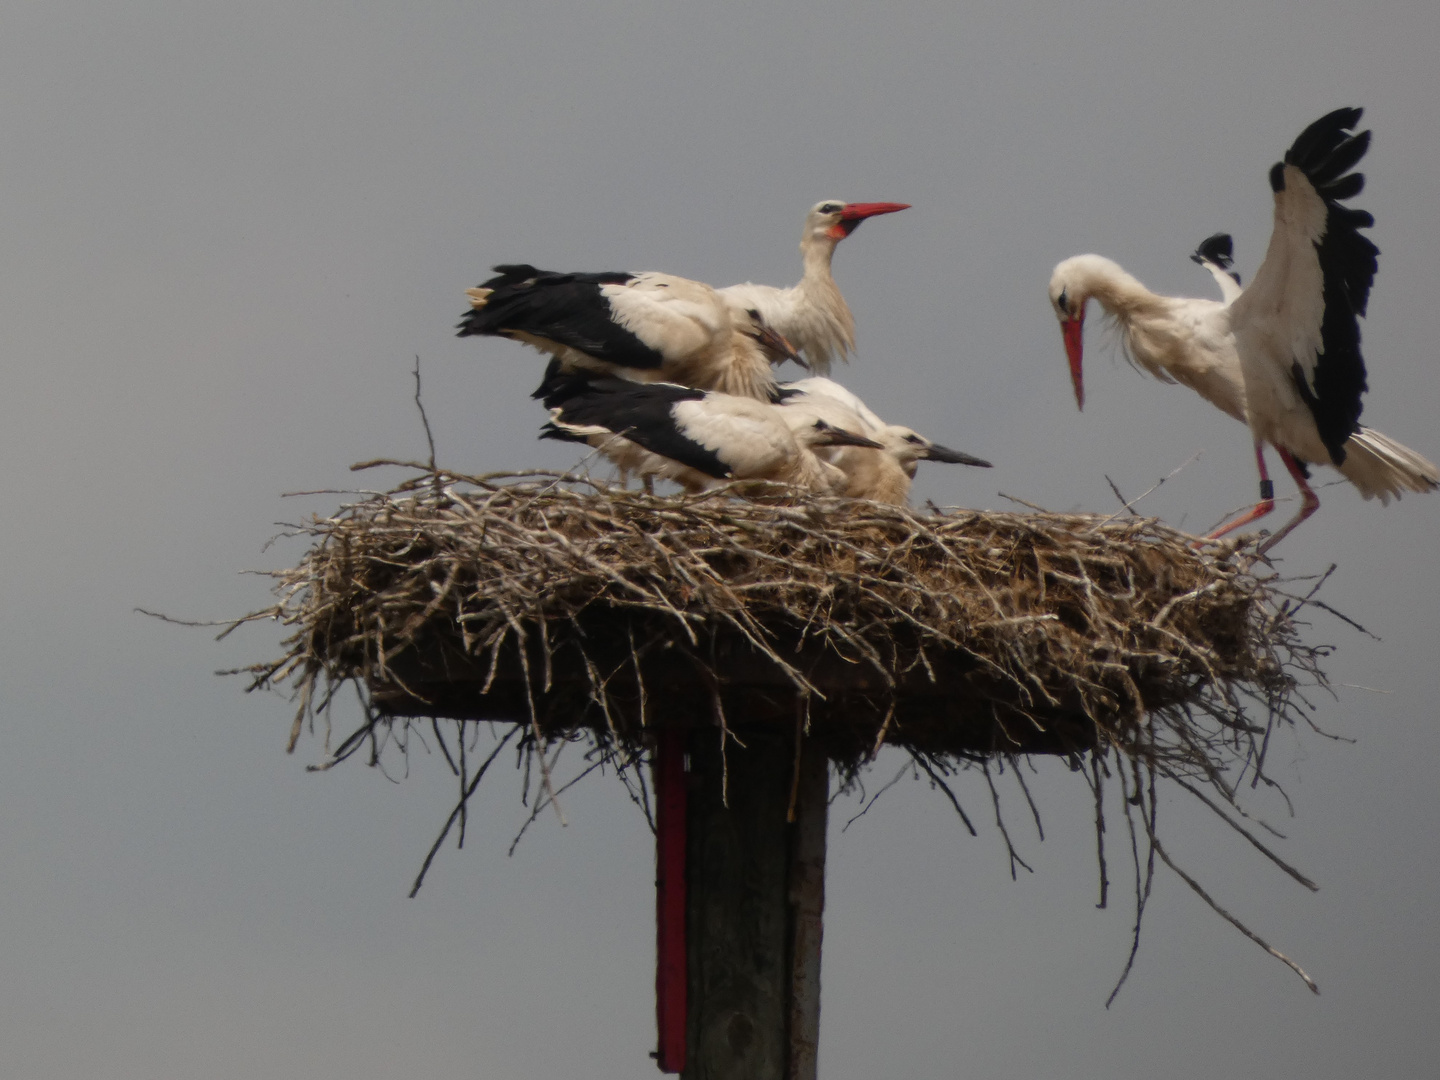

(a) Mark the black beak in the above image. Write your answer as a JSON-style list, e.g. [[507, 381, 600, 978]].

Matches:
[[923, 443, 991, 467], [746, 321, 805, 368], [813, 422, 883, 450]]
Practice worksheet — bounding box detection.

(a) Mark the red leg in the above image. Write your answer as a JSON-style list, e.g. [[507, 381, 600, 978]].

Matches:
[[654, 730, 688, 1074], [1256, 448, 1321, 555], [1205, 440, 1278, 540]]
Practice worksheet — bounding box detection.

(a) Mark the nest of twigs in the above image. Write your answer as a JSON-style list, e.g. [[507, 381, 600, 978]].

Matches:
[[244, 467, 1318, 758], [232, 465, 1342, 995]]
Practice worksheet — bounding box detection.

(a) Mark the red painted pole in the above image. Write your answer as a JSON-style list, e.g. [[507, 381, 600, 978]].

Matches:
[[654, 729, 688, 1073]]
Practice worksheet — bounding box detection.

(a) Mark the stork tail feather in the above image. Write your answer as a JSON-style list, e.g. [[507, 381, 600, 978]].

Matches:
[[1339, 427, 1440, 503]]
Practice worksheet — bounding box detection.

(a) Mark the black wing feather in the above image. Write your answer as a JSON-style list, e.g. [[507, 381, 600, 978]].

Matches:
[[1320, 172, 1365, 202], [1285, 107, 1364, 173], [1191, 232, 1241, 284], [541, 378, 731, 479], [1277, 108, 1380, 464], [457, 265, 670, 371], [1308, 131, 1371, 188], [1192, 232, 1234, 268]]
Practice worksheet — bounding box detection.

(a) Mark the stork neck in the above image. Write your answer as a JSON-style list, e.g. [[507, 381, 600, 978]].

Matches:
[[1064, 254, 1247, 422], [798, 232, 840, 290], [1074, 257, 1167, 323], [790, 233, 855, 369]]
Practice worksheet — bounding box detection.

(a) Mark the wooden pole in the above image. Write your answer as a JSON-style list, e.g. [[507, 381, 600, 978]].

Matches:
[[683, 723, 792, 1080], [786, 738, 828, 1080], [662, 715, 829, 1080], [654, 729, 688, 1073]]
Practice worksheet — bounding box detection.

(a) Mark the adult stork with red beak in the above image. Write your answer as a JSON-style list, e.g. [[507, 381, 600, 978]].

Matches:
[[720, 200, 910, 374], [1048, 108, 1436, 553]]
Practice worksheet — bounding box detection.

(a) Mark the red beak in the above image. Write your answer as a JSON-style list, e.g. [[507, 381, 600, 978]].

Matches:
[[1062, 316, 1085, 410], [834, 201, 910, 237]]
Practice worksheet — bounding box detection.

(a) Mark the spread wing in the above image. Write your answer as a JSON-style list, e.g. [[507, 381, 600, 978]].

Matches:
[[1231, 107, 1378, 462]]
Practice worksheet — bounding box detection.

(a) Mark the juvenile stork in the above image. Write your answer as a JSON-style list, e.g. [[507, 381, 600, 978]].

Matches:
[[537, 373, 882, 494], [720, 200, 910, 373], [778, 378, 991, 504], [458, 265, 797, 401], [1048, 108, 1437, 552]]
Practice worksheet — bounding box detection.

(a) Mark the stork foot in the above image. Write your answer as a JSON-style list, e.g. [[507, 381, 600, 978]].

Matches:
[[1255, 492, 1320, 556], [1204, 497, 1277, 543]]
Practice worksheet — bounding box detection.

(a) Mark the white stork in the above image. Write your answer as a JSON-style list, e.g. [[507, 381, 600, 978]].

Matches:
[[720, 200, 910, 373], [778, 378, 991, 504], [458, 266, 798, 401], [537, 372, 882, 494], [1048, 108, 1437, 552]]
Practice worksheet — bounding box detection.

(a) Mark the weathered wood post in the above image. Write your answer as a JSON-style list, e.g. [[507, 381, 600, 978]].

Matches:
[[654, 728, 689, 1073], [653, 705, 829, 1080], [786, 735, 828, 1080], [683, 722, 792, 1079]]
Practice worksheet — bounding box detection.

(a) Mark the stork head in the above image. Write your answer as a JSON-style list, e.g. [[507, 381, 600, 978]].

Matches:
[[805, 200, 910, 245], [1048, 257, 1095, 411], [879, 426, 993, 477]]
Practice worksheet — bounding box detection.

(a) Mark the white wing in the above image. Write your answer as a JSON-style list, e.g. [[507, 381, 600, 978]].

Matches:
[[780, 377, 886, 434], [601, 273, 729, 361], [1229, 108, 1376, 461], [1229, 162, 1330, 393], [671, 397, 796, 478]]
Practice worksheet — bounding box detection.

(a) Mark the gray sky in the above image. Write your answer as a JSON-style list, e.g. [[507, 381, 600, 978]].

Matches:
[[3, 2, 1438, 1077]]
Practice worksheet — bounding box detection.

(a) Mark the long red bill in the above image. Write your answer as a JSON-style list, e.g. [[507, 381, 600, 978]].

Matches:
[[839, 201, 911, 221], [1062, 317, 1085, 410], [834, 202, 910, 238]]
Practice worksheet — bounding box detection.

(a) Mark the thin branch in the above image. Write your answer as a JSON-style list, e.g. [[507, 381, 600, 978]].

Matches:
[[413, 356, 438, 471], [1151, 836, 1319, 995], [408, 726, 518, 897], [1091, 451, 1203, 531]]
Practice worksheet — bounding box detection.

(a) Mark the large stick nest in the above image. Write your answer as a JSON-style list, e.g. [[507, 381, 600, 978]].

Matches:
[[243, 467, 1327, 765], [233, 466, 1341, 994]]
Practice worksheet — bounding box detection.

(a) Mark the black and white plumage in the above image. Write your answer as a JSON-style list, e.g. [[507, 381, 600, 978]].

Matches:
[[719, 200, 909, 374], [776, 378, 990, 504], [537, 372, 882, 494], [458, 265, 797, 401], [1049, 108, 1436, 552], [1191, 232, 1243, 303], [1235, 108, 1377, 469]]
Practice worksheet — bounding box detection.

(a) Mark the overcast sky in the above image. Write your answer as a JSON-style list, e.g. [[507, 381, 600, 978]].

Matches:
[[3, 2, 1438, 1077]]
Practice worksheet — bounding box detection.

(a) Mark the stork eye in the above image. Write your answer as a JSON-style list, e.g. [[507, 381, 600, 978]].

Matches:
[[1056, 287, 1068, 311], [820, 202, 842, 214], [904, 434, 924, 444]]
